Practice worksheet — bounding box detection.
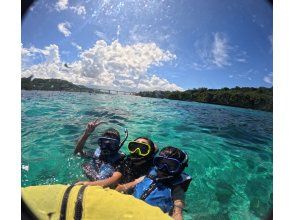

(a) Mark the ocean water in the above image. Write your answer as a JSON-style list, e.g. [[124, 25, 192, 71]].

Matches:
[[21, 91, 273, 219]]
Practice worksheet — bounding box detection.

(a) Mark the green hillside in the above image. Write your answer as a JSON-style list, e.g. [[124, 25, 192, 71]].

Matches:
[[137, 87, 273, 112]]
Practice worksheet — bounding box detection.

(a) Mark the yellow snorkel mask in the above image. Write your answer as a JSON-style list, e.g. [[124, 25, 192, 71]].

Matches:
[[127, 141, 152, 157]]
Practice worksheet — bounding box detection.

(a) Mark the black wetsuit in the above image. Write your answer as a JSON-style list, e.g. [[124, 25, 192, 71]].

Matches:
[[118, 156, 154, 184]]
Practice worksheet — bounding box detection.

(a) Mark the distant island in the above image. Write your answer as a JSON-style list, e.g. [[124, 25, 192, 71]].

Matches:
[[21, 77, 133, 95], [137, 87, 273, 112], [21, 77, 272, 112], [21, 76, 97, 93]]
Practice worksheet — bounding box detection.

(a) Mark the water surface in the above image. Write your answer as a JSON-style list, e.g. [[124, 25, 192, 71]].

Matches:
[[21, 91, 273, 219]]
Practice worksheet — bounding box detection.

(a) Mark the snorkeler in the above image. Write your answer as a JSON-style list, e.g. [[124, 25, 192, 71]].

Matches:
[[132, 146, 192, 220], [76, 136, 158, 190], [114, 137, 159, 193], [74, 119, 128, 184]]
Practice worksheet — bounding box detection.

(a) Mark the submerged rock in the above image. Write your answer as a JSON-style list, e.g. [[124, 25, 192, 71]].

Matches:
[[215, 181, 234, 204]]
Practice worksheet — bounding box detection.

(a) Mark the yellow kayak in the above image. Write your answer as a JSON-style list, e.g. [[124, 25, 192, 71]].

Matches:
[[22, 184, 172, 220]]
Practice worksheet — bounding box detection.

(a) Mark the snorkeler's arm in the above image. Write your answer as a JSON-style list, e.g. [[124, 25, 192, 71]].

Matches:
[[76, 171, 123, 187], [115, 176, 145, 193], [74, 132, 90, 155], [171, 185, 186, 220], [172, 200, 184, 220], [74, 119, 105, 155]]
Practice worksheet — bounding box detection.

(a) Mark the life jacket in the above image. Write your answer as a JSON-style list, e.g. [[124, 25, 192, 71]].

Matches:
[[133, 168, 192, 213], [82, 148, 125, 181], [22, 184, 171, 220]]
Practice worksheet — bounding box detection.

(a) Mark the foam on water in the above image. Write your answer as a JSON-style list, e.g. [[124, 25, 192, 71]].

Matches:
[[21, 91, 272, 219]]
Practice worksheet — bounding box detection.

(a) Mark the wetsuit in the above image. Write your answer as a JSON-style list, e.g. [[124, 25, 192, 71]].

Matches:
[[117, 155, 155, 194], [81, 148, 125, 181]]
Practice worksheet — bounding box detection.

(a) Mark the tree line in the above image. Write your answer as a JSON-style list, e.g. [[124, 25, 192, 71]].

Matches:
[[21, 77, 96, 93], [136, 87, 273, 112]]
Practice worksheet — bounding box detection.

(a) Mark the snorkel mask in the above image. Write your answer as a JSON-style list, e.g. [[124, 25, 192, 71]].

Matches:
[[128, 141, 152, 157], [97, 128, 128, 155], [153, 151, 188, 175]]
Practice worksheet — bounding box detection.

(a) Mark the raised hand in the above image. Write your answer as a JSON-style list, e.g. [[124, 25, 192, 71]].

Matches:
[[85, 119, 106, 135]]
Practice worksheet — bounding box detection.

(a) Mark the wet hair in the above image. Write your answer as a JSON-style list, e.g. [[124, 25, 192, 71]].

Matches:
[[135, 137, 157, 155], [159, 146, 188, 165], [102, 128, 120, 143]]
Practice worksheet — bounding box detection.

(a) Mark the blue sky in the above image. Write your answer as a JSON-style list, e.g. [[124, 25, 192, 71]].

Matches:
[[21, 0, 273, 91]]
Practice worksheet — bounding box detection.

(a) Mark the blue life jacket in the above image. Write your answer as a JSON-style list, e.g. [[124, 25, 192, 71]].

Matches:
[[133, 168, 192, 213], [82, 148, 125, 181]]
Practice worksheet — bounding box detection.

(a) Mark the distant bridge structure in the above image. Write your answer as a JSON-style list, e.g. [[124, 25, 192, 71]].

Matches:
[[94, 88, 135, 95]]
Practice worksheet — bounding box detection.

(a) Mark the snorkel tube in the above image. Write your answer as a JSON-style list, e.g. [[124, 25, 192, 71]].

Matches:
[[181, 151, 189, 169], [119, 128, 128, 148]]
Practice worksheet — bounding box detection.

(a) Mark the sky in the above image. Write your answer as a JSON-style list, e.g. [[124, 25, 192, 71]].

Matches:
[[21, 0, 273, 91]]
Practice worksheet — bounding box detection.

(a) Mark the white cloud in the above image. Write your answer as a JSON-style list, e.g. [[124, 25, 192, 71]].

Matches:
[[55, 0, 68, 11], [58, 22, 71, 37], [116, 25, 121, 39], [22, 46, 34, 69], [268, 34, 273, 53], [236, 69, 259, 81], [193, 32, 246, 70], [70, 5, 86, 15], [71, 42, 82, 50], [22, 44, 62, 79], [21, 40, 181, 91], [94, 31, 108, 42], [22, 44, 60, 64], [211, 33, 231, 67], [263, 73, 273, 84], [21, 46, 34, 57], [138, 75, 181, 91], [235, 58, 246, 63], [130, 25, 146, 43], [129, 24, 173, 48], [55, 0, 86, 16], [21, 44, 60, 69]]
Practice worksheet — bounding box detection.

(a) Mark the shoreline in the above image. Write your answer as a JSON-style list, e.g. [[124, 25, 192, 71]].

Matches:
[[135, 94, 273, 113], [21, 89, 272, 113]]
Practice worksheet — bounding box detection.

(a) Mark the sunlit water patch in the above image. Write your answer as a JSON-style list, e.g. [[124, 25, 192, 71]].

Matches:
[[21, 91, 272, 219]]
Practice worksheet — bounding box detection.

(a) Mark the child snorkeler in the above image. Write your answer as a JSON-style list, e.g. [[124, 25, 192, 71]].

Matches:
[[114, 137, 159, 193], [76, 135, 158, 190], [132, 146, 192, 220], [74, 119, 127, 184]]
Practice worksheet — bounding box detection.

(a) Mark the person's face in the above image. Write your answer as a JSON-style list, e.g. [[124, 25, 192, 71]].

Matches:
[[98, 137, 119, 155], [155, 153, 183, 176], [157, 169, 171, 177], [128, 138, 152, 158]]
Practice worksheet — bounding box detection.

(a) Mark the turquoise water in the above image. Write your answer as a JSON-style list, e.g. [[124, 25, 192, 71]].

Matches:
[[21, 91, 273, 219]]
